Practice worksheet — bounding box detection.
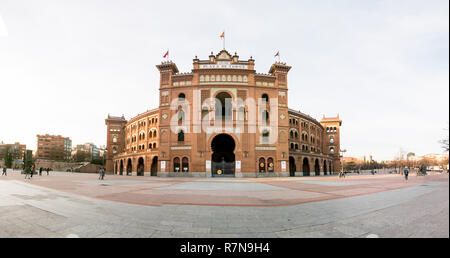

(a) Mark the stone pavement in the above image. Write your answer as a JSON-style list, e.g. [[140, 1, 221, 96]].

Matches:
[[0, 170, 448, 238]]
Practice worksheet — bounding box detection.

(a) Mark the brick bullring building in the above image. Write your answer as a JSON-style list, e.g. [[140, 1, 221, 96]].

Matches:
[[105, 50, 342, 177]]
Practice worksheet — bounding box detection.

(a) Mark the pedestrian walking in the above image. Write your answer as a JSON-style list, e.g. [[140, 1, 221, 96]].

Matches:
[[46, 167, 50, 175], [2, 166, 6, 176], [39, 167, 43, 176], [30, 165, 34, 179], [99, 167, 105, 180], [404, 167, 409, 181]]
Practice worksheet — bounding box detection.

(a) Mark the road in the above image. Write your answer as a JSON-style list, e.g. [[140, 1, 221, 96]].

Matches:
[[0, 170, 448, 238]]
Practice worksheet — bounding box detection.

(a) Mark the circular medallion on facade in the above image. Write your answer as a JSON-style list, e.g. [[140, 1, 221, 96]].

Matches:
[[280, 114, 286, 120], [217, 170, 222, 175], [162, 114, 168, 120], [260, 163, 265, 168], [269, 163, 274, 167]]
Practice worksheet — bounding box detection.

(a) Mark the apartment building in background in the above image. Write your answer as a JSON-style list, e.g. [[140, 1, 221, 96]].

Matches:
[[36, 135, 72, 161]]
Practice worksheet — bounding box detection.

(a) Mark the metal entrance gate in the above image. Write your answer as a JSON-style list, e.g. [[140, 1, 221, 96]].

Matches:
[[212, 161, 235, 177]]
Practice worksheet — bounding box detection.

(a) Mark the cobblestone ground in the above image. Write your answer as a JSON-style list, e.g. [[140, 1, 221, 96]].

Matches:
[[0, 170, 448, 238]]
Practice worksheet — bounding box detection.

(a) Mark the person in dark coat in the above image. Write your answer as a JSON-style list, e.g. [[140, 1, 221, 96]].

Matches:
[[39, 167, 42, 176]]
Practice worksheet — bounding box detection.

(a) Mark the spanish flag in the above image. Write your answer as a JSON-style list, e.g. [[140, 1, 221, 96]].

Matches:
[[220, 32, 225, 38]]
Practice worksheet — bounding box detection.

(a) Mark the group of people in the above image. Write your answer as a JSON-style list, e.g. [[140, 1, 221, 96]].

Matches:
[[24, 165, 51, 179]]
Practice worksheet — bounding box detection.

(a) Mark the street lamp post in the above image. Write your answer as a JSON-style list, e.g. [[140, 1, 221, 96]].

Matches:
[[340, 149, 347, 174]]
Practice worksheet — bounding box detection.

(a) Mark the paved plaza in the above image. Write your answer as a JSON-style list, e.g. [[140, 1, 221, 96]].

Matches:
[[0, 170, 448, 238]]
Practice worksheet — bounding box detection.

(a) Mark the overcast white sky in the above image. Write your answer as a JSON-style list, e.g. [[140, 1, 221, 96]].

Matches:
[[0, 0, 448, 161]]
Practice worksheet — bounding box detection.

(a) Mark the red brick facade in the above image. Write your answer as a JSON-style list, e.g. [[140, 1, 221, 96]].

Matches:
[[105, 50, 341, 177]]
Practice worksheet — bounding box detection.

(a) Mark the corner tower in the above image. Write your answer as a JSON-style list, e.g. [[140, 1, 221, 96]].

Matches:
[[320, 115, 342, 173], [105, 115, 127, 173]]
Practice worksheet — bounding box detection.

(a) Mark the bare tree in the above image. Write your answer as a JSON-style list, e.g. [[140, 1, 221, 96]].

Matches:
[[393, 149, 407, 173], [440, 122, 449, 153]]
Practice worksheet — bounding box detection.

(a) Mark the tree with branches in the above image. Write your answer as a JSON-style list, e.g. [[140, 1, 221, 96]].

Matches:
[[440, 122, 449, 153]]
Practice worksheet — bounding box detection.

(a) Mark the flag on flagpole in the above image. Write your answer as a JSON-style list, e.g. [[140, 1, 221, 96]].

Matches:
[[163, 50, 169, 59], [220, 31, 225, 49], [274, 51, 279, 58]]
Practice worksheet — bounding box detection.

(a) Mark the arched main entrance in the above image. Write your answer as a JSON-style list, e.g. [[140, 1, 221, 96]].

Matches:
[[315, 159, 320, 176], [137, 157, 144, 176], [211, 134, 235, 177], [119, 160, 123, 175], [289, 156, 296, 177], [323, 160, 328, 175], [151, 156, 158, 176], [303, 158, 310, 176]]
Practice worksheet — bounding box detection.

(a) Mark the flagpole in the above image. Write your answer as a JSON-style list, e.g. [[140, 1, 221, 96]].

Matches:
[[223, 30, 225, 50]]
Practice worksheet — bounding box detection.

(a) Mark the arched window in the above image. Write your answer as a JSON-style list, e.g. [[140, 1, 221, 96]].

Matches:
[[113, 147, 117, 154], [215, 92, 232, 120], [238, 107, 245, 121], [290, 131, 294, 139], [262, 130, 270, 143], [200, 75, 204, 82], [173, 157, 180, 172], [330, 136, 334, 144], [267, 158, 274, 172], [113, 136, 117, 143], [178, 130, 184, 142], [262, 110, 269, 122], [153, 131, 157, 138], [178, 109, 185, 123], [259, 158, 266, 173], [182, 157, 189, 172], [153, 143, 157, 149], [178, 93, 186, 101], [262, 94, 269, 103], [291, 143, 294, 149], [330, 147, 335, 154], [294, 132, 298, 139]]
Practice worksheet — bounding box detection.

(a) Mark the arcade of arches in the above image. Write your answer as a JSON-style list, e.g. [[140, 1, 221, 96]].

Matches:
[[105, 49, 342, 177], [113, 156, 160, 176]]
